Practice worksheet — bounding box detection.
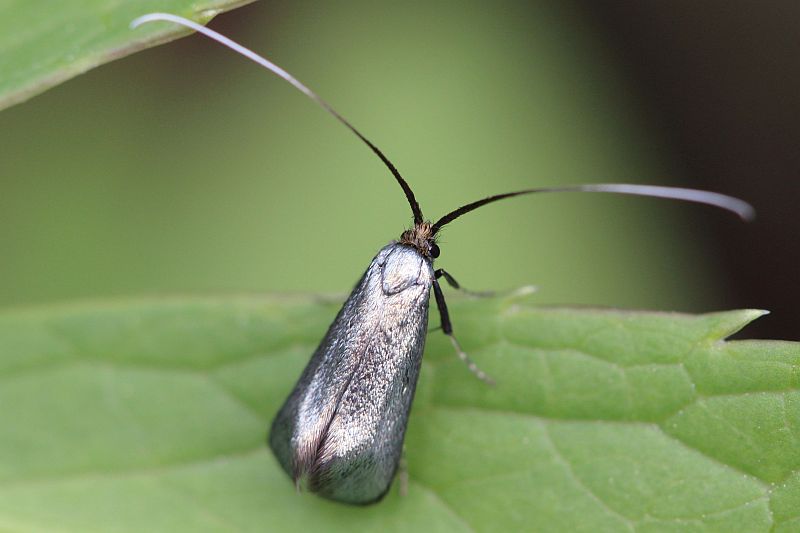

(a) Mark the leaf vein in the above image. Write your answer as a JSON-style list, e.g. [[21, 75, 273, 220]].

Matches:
[[542, 425, 636, 531]]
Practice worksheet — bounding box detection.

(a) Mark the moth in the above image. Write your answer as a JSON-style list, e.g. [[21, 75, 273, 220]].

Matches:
[[131, 13, 754, 505]]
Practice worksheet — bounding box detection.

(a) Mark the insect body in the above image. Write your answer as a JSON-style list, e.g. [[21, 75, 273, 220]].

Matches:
[[270, 243, 432, 503], [131, 13, 754, 505]]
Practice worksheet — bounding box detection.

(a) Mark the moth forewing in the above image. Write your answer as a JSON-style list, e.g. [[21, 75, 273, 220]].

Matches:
[[269, 243, 433, 504]]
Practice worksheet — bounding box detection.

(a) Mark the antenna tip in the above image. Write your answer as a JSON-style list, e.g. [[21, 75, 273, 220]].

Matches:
[[130, 13, 183, 31], [130, 13, 156, 30], [739, 204, 757, 222]]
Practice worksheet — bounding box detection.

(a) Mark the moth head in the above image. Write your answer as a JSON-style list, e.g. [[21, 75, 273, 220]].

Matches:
[[399, 222, 439, 260]]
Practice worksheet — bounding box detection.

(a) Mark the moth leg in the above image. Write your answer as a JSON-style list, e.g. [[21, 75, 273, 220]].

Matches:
[[432, 279, 495, 385], [434, 268, 495, 298]]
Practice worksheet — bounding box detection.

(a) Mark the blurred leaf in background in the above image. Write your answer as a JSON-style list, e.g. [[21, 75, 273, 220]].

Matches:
[[0, 0, 736, 312], [0, 0, 256, 110]]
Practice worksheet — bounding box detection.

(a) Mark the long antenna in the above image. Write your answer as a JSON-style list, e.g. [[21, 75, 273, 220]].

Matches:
[[130, 12, 424, 225], [432, 183, 754, 233]]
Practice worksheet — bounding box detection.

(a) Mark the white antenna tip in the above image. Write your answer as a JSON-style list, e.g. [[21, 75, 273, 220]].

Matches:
[[130, 13, 164, 30], [130, 13, 203, 32]]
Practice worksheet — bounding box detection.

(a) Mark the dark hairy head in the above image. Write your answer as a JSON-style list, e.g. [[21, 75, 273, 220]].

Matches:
[[399, 222, 438, 259]]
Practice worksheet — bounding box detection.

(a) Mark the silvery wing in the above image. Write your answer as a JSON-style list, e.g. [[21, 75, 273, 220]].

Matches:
[[269, 242, 434, 504]]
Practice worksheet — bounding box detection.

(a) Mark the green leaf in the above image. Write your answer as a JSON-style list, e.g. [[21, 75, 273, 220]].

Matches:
[[0, 0, 254, 111], [0, 295, 797, 532]]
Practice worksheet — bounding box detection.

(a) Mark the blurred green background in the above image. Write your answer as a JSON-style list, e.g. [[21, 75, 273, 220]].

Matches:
[[0, 0, 753, 316]]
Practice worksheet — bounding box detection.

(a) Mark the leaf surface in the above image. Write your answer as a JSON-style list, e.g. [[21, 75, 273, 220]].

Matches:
[[0, 295, 797, 532]]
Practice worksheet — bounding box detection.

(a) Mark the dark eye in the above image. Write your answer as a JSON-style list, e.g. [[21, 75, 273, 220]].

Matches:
[[429, 243, 440, 258]]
